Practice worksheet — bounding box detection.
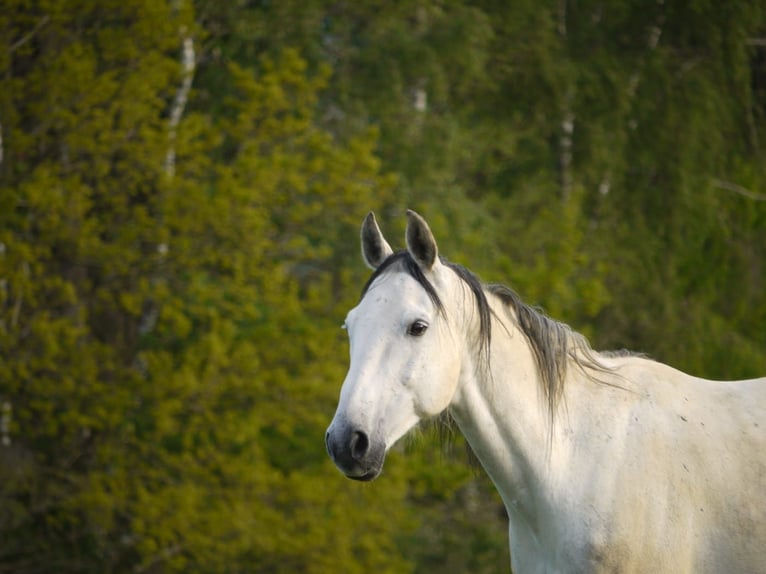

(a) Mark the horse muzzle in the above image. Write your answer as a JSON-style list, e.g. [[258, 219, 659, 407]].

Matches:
[[325, 424, 385, 481]]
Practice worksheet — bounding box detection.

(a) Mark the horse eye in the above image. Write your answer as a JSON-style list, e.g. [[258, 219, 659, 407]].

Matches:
[[407, 320, 428, 337]]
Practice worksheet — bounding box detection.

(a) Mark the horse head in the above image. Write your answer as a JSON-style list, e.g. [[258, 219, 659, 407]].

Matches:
[[325, 211, 464, 480]]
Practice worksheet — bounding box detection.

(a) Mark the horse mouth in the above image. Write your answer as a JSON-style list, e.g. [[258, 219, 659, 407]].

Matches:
[[347, 468, 380, 482]]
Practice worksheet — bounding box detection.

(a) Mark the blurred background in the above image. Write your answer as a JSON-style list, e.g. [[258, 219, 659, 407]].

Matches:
[[1, 1, 765, 572]]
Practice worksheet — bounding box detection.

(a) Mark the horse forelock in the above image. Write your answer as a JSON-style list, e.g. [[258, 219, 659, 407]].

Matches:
[[360, 251, 445, 314]]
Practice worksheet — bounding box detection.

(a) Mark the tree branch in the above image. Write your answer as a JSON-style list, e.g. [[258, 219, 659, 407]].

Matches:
[[627, 0, 665, 99], [711, 178, 766, 202], [598, 0, 664, 199], [559, 108, 575, 202], [134, 544, 184, 573], [1, 401, 11, 446], [557, 4, 574, 202], [9, 15, 50, 53]]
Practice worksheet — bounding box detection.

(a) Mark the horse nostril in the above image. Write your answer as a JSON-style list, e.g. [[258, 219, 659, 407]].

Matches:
[[349, 430, 369, 461]]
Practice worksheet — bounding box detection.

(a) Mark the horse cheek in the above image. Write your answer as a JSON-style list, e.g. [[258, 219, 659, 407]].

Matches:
[[415, 353, 460, 417]]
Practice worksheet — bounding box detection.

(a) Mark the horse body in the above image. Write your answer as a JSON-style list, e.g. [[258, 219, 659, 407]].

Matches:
[[454, 297, 766, 572], [326, 211, 766, 573]]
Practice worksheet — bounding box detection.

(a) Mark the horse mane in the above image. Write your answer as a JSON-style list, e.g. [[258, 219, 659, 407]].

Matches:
[[485, 283, 613, 426], [361, 251, 613, 426]]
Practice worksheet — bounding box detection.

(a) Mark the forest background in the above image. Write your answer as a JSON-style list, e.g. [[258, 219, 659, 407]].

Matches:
[[1, 1, 765, 572]]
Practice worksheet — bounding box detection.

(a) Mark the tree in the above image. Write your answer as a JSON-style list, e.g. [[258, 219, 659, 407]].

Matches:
[[0, 3, 410, 571], [2, 1, 765, 572]]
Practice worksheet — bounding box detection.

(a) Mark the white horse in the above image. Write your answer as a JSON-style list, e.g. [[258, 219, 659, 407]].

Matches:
[[326, 210, 766, 573]]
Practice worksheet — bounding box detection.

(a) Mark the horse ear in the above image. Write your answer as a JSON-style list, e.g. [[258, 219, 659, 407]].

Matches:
[[406, 209, 438, 270], [361, 212, 394, 269]]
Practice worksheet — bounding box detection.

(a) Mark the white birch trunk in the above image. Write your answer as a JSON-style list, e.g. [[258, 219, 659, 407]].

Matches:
[[165, 36, 195, 178]]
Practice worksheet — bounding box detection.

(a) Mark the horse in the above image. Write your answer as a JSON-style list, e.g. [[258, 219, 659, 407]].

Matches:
[[325, 210, 766, 573]]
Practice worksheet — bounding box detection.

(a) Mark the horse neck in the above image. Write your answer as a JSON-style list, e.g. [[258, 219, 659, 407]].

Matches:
[[448, 295, 572, 540]]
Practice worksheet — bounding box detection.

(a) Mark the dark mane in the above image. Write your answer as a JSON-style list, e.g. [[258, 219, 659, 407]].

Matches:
[[487, 283, 611, 426], [362, 250, 612, 426]]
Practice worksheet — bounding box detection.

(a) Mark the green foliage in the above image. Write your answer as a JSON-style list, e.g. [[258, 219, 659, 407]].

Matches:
[[1, 0, 765, 572]]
